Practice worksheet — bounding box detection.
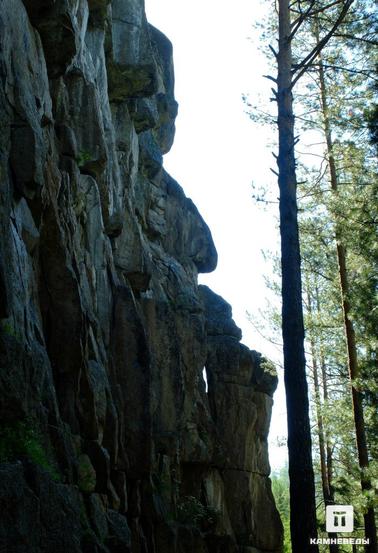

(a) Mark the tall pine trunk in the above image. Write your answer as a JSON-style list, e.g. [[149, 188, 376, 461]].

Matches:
[[277, 1, 319, 550], [306, 284, 339, 553], [317, 44, 378, 553], [316, 286, 335, 504]]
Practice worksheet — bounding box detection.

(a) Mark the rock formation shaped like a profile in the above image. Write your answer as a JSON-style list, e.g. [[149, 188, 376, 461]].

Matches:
[[0, 1, 283, 552]]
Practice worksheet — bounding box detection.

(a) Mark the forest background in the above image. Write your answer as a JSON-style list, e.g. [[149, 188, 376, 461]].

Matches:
[[146, 0, 377, 551]]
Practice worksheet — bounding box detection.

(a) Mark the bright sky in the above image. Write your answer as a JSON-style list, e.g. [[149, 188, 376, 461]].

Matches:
[[145, 0, 288, 471]]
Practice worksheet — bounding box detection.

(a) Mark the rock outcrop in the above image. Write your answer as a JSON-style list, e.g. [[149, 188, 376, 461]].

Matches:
[[0, 1, 283, 552]]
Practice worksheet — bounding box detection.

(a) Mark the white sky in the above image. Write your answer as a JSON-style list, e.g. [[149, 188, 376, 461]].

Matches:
[[145, 0, 288, 471]]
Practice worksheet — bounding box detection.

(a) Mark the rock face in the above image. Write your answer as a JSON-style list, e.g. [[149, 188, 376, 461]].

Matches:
[[0, 1, 283, 552]]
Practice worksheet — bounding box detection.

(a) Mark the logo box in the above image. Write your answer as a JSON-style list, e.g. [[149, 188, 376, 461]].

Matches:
[[326, 505, 354, 533]]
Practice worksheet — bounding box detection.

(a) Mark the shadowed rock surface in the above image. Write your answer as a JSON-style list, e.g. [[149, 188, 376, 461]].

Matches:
[[0, 1, 283, 552]]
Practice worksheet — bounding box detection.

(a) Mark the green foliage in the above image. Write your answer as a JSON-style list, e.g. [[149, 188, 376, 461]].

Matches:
[[365, 102, 378, 154], [176, 496, 219, 530], [0, 420, 60, 481], [78, 454, 96, 493], [253, 0, 378, 546], [76, 150, 93, 168], [1, 321, 14, 336], [271, 467, 292, 553], [260, 358, 277, 378], [0, 320, 21, 340]]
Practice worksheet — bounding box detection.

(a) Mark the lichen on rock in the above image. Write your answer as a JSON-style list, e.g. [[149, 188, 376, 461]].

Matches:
[[0, 1, 283, 552]]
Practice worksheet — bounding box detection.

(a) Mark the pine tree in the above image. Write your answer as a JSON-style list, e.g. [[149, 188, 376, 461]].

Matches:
[[315, 39, 378, 549], [270, 1, 356, 550], [249, 1, 377, 549]]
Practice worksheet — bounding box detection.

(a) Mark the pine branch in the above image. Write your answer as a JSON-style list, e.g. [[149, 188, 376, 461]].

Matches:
[[290, 0, 316, 39], [290, 0, 342, 16], [291, 0, 355, 88], [306, 63, 378, 81], [333, 33, 378, 46], [290, 0, 344, 39]]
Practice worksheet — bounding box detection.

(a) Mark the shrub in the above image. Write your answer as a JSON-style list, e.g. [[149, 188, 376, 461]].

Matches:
[[177, 495, 219, 530]]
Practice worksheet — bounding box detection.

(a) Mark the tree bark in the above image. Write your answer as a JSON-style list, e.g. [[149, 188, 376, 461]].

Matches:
[[277, 1, 319, 551], [317, 42, 378, 553]]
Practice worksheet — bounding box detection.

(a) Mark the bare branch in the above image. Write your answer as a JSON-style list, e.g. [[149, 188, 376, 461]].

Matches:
[[264, 74, 278, 83], [269, 44, 279, 59]]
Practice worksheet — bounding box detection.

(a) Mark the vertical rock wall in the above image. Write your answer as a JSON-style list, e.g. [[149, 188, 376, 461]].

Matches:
[[0, 1, 283, 552]]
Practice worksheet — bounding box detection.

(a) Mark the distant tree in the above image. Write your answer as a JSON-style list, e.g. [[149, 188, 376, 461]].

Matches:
[[365, 66, 378, 154], [315, 40, 378, 550], [249, 1, 377, 550], [305, 278, 339, 553], [271, 467, 292, 553]]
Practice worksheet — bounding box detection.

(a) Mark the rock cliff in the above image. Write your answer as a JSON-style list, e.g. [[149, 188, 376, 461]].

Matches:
[[0, 1, 283, 552]]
